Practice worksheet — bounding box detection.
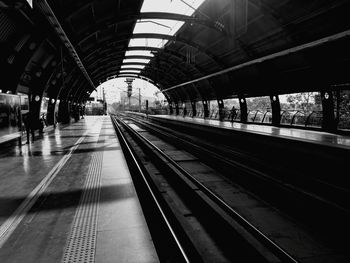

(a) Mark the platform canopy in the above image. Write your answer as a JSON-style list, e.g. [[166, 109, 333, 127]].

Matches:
[[1, 0, 350, 103]]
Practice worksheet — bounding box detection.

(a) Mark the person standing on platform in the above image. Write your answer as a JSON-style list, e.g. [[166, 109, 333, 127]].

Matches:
[[230, 105, 237, 122], [22, 112, 30, 144]]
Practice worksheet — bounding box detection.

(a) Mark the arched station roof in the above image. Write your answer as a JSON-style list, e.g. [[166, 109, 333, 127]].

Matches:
[[1, 0, 350, 103]]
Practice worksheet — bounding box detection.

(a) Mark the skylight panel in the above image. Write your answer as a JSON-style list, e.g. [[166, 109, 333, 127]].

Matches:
[[133, 19, 185, 36], [129, 38, 169, 49], [123, 58, 151, 64], [118, 73, 138, 77], [124, 0, 206, 75], [141, 0, 205, 16], [125, 50, 154, 57], [121, 65, 145, 69], [119, 69, 141, 73]]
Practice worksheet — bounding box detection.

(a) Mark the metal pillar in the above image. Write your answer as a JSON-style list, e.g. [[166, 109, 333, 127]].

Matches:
[[72, 103, 80, 121], [29, 94, 42, 132], [175, 103, 179, 115], [270, 95, 281, 126], [58, 100, 70, 124], [139, 88, 141, 113], [239, 96, 247, 123], [203, 100, 209, 118], [46, 98, 56, 125], [169, 103, 173, 115], [321, 90, 336, 132], [191, 101, 196, 117], [218, 99, 224, 121]]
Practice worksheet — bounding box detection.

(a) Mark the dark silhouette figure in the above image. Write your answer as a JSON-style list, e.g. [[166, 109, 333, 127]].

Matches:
[[230, 106, 237, 122], [183, 106, 187, 117], [22, 113, 32, 143]]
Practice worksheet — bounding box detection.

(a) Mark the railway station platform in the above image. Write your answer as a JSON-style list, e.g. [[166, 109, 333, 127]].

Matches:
[[0, 116, 159, 263], [126, 112, 350, 191], [148, 115, 350, 149]]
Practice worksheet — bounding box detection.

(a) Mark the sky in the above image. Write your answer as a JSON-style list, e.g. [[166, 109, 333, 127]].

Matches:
[[91, 0, 206, 103], [92, 78, 165, 104]]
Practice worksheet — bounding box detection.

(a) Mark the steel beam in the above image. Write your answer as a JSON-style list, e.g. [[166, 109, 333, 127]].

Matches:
[[161, 29, 350, 93], [35, 0, 96, 91]]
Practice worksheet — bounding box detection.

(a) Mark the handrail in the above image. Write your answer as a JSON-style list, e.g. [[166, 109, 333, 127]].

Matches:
[[261, 111, 270, 123], [291, 110, 304, 125], [252, 110, 260, 122], [305, 111, 315, 127]]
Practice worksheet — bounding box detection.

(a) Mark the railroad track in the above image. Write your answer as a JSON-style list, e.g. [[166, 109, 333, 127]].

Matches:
[[111, 114, 350, 262], [123, 113, 350, 244], [130, 113, 350, 210], [112, 113, 350, 262], [114, 115, 298, 262]]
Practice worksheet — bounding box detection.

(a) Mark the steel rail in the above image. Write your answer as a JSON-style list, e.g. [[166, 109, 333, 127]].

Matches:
[[117, 115, 299, 263], [110, 116, 190, 263]]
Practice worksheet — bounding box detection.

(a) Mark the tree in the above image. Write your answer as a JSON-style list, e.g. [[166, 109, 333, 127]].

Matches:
[[246, 97, 271, 110], [286, 92, 321, 112]]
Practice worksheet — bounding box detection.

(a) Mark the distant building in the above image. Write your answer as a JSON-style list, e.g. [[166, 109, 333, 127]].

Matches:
[[120, 91, 158, 109], [85, 101, 104, 115]]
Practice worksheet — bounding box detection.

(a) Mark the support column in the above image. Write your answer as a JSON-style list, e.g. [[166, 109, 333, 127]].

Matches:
[[169, 103, 173, 115], [191, 101, 196, 117], [72, 103, 80, 122], [270, 95, 281, 126], [175, 103, 179, 115], [218, 99, 224, 121], [29, 94, 42, 132], [47, 98, 57, 126], [239, 96, 247, 123], [203, 100, 209, 118], [321, 90, 336, 132], [58, 100, 70, 124]]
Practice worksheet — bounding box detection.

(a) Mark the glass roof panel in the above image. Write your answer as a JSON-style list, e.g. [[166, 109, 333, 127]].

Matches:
[[124, 0, 205, 71], [133, 19, 185, 36], [118, 74, 139, 78], [129, 38, 169, 49], [119, 69, 141, 73], [121, 65, 145, 69], [141, 0, 205, 16], [125, 50, 154, 57], [123, 59, 151, 64]]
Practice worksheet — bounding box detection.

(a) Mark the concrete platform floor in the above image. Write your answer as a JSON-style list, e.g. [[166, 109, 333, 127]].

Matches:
[[0, 116, 159, 263], [153, 115, 350, 148]]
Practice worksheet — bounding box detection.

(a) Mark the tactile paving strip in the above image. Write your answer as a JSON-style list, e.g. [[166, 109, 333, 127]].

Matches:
[[62, 150, 103, 263]]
